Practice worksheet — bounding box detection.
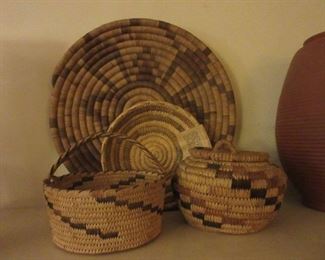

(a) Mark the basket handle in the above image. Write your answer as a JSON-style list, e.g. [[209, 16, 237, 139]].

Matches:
[[212, 139, 236, 153], [49, 131, 166, 180]]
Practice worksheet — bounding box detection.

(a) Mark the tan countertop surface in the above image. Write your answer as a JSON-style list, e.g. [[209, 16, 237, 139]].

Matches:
[[1, 189, 324, 260]]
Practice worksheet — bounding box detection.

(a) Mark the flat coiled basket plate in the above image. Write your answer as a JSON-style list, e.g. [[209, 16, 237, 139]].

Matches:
[[49, 18, 236, 173], [101, 101, 211, 210]]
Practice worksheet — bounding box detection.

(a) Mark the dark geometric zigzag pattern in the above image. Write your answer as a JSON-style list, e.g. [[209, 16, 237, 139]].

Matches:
[[180, 199, 282, 229], [65, 174, 150, 190], [47, 202, 119, 239], [46, 195, 163, 240]]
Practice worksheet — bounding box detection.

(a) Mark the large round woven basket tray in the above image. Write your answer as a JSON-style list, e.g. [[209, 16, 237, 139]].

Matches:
[[101, 101, 212, 210], [50, 18, 236, 174], [44, 132, 167, 254]]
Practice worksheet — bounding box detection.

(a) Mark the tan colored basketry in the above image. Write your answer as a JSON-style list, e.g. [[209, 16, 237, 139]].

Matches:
[[101, 101, 211, 210], [43, 132, 167, 254], [176, 140, 287, 234], [49, 18, 236, 174]]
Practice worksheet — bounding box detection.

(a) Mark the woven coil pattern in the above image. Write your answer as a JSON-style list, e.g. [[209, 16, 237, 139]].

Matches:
[[190, 140, 269, 162], [43, 132, 166, 254], [101, 101, 211, 210], [176, 140, 287, 234], [50, 18, 236, 174]]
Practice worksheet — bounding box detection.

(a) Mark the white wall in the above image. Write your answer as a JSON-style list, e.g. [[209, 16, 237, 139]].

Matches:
[[1, 0, 324, 209]]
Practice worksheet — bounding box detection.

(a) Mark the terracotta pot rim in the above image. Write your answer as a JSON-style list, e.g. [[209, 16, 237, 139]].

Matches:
[[303, 31, 325, 46]]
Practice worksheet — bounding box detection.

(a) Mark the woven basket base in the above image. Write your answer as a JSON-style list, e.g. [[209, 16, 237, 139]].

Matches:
[[48, 204, 163, 254], [180, 206, 274, 234], [52, 226, 161, 254]]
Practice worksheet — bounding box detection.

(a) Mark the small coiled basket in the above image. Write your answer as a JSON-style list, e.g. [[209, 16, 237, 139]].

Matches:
[[101, 101, 211, 210], [43, 132, 167, 254], [176, 140, 287, 234]]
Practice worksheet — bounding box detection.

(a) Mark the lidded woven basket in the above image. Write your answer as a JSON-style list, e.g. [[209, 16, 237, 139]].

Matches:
[[43, 132, 167, 254], [176, 140, 287, 234]]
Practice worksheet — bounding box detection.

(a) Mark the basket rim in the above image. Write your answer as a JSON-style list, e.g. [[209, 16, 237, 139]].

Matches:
[[189, 147, 269, 162], [184, 155, 271, 165], [43, 170, 165, 195]]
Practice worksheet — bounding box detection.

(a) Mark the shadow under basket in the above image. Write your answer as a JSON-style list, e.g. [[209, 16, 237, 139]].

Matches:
[[43, 132, 167, 254]]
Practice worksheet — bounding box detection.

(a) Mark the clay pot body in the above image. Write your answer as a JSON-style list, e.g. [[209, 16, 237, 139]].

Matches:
[[276, 32, 325, 211]]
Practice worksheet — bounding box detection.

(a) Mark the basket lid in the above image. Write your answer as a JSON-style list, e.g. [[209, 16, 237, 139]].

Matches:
[[189, 140, 269, 162]]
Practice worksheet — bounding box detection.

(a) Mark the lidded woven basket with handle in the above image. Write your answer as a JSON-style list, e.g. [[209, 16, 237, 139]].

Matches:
[[176, 140, 287, 234], [43, 132, 167, 254]]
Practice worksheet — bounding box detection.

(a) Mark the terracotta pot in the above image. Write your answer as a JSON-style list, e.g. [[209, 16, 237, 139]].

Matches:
[[276, 32, 325, 211]]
